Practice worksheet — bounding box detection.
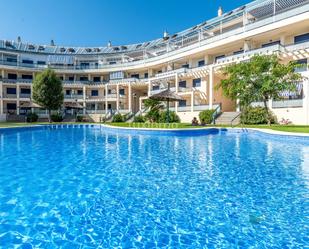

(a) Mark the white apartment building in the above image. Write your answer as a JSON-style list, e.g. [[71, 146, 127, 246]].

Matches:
[[0, 0, 308, 123]]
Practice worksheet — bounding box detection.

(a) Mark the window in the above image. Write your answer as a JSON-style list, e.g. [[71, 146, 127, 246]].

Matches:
[[215, 55, 225, 62], [294, 33, 309, 44], [153, 85, 160, 90], [108, 89, 112, 94], [295, 59, 308, 72], [109, 61, 116, 65], [261, 40, 280, 48], [179, 100, 187, 107], [193, 78, 201, 87], [179, 81, 186, 88], [91, 90, 99, 96], [7, 57, 17, 63], [22, 59, 33, 64], [69, 76, 74, 81], [144, 73, 148, 78], [119, 89, 125, 95], [77, 90, 83, 95], [20, 88, 31, 94], [233, 50, 244, 55], [22, 75, 33, 80], [182, 64, 189, 69], [8, 73, 17, 80], [6, 88, 16, 94], [7, 103, 16, 110], [37, 61, 46, 65], [93, 77, 100, 82], [198, 60, 205, 67], [131, 74, 139, 79], [80, 76, 88, 81], [65, 90, 71, 95], [80, 63, 90, 69]]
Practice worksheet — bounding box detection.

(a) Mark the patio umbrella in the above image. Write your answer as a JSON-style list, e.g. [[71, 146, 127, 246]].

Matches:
[[64, 102, 84, 109], [19, 102, 42, 108], [149, 83, 183, 123]]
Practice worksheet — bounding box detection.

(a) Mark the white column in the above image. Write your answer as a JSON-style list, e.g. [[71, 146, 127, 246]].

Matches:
[[280, 35, 286, 46], [83, 85, 86, 115], [148, 80, 151, 96], [1, 70, 4, 79], [128, 84, 132, 112], [175, 74, 179, 113], [244, 40, 251, 52], [105, 85, 108, 114], [191, 91, 194, 112], [116, 84, 119, 111], [204, 55, 211, 65], [303, 80, 309, 125], [236, 99, 240, 112], [209, 66, 214, 110], [0, 81, 3, 115], [16, 84, 20, 115]]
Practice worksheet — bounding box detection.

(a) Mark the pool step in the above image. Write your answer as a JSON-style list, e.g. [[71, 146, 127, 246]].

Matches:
[[215, 112, 241, 125]]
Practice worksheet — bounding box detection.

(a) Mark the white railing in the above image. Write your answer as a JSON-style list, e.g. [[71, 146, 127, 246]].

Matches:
[[216, 44, 283, 64], [19, 94, 31, 98], [272, 99, 303, 108], [64, 94, 83, 99]]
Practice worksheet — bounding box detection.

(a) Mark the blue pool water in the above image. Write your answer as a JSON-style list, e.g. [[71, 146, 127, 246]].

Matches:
[[0, 126, 308, 248]]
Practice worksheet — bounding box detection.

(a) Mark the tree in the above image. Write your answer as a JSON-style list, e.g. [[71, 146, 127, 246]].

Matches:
[[217, 55, 303, 124], [32, 69, 64, 122], [144, 99, 163, 122]]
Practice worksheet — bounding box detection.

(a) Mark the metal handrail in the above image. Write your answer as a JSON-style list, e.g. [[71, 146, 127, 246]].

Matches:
[[230, 112, 242, 127], [212, 103, 222, 125]]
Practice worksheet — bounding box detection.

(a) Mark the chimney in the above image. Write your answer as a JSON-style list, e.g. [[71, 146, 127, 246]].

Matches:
[[218, 6, 223, 17], [163, 30, 169, 38], [50, 39, 55, 46], [17, 36, 21, 43]]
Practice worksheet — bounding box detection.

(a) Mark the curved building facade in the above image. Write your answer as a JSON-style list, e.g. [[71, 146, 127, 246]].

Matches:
[[0, 0, 309, 123]]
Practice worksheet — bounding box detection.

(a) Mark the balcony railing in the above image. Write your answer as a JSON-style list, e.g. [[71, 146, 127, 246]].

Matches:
[[0, 1, 307, 71], [272, 99, 303, 108], [19, 93, 31, 98], [64, 94, 83, 99], [3, 94, 17, 98]]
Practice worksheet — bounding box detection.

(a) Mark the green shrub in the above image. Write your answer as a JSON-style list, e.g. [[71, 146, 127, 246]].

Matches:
[[241, 107, 276, 124], [199, 110, 215, 124], [112, 113, 124, 122], [51, 113, 63, 122], [26, 112, 38, 123], [76, 115, 83, 122], [133, 115, 145, 123], [159, 111, 180, 123]]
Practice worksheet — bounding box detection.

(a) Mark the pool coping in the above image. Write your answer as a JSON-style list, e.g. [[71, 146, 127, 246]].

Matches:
[[0, 123, 309, 138]]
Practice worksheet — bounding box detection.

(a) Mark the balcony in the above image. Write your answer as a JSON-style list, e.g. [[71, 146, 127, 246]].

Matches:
[[64, 94, 84, 99], [251, 99, 303, 108], [3, 94, 17, 99], [216, 44, 284, 65], [19, 93, 31, 99], [272, 99, 303, 108]]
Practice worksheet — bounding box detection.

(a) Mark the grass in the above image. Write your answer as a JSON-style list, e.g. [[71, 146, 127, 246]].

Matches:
[[0, 122, 309, 133]]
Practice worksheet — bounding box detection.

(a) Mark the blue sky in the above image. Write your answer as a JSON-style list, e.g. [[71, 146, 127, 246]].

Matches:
[[0, 0, 251, 47]]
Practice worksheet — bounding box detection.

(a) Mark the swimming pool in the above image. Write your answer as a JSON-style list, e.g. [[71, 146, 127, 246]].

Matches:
[[0, 125, 307, 248]]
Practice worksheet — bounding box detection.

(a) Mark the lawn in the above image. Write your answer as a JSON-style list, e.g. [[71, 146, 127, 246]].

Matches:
[[0, 122, 309, 133]]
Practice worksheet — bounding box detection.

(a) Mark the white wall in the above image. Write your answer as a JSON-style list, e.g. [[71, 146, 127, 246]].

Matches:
[[177, 111, 200, 123], [0, 114, 6, 122], [272, 108, 309, 125]]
